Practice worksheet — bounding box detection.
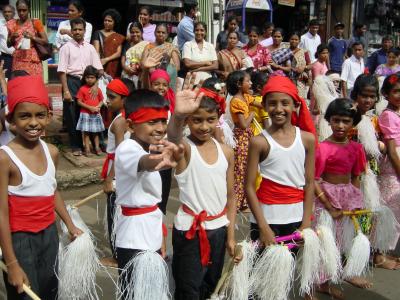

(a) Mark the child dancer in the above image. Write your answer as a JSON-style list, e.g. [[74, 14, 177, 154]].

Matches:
[[0, 76, 82, 299], [246, 75, 316, 299], [378, 74, 400, 260], [314, 98, 371, 290], [101, 78, 133, 265], [76, 66, 105, 156], [168, 74, 240, 300], [114, 89, 181, 299], [228, 70, 254, 211]]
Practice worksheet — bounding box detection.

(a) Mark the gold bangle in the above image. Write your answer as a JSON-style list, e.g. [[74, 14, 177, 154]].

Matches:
[[6, 259, 18, 267], [316, 192, 325, 199]]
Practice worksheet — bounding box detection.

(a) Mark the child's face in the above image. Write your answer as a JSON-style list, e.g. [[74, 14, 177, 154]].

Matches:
[[240, 75, 252, 94], [106, 90, 124, 112], [151, 78, 169, 97], [355, 86, 377, 114], [387, 52, 398, 66], [85, 75, 97, 87], [387, 82, 400, 109], [319, 49, 329, 62], [10, 102, 50, 142], [187, 108, 219, 142], [130, 118, 167, 149], [329, 115, 353, 140], [352, 45, 364, 59], [264, 92, 296, 126]]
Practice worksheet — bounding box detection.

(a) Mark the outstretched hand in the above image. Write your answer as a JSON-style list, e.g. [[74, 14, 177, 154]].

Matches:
[[174, 73, 204, 116], [149, 140, 185, 171], [142, 48, 163, 69]]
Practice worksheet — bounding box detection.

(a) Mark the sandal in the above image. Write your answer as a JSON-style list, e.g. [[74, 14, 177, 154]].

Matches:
[[95, 148, 102, 156], [72, 150, 82, 156]]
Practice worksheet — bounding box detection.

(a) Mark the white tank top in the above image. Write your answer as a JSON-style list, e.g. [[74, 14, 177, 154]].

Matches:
[[106, 113, 130, 154], [259, 127, 305, 189], [0, 139, 57, 196], [174, 138, 230, 231]]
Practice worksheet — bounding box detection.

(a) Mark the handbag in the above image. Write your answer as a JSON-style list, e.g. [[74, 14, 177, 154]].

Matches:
[[31, 19, 52, 61]]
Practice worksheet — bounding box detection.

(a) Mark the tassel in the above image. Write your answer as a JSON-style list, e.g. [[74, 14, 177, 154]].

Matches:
[[371, 205, 400, 252], [316, 225, 342, 283], [110, 205, 121, 253], [225, 241, 257, 300], [361, 167, 381, 210], [298, 229, 322, 296], [317, 208, 335, 234], [318, 118, 333, 142], [58, 206, 101, 300], [343, 216, 370, 279], [250, 244, 295, 300], [118, 251, 170, 300], [375, 98, 388, 116], [357, 115, 381, 159], [218, 119, 236, 148], [341, 216, 355, 255]]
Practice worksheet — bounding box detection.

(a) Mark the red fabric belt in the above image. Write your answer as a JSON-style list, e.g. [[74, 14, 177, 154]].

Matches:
[[121, 205, 167, 237], [182, 204, 227, 266], [256, 178, 304, 205], [9, 195, 55, 233], [101, 153, 115, 179]]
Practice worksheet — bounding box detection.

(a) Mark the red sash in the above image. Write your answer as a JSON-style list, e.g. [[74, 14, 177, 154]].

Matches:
[[9, 195, 55, 233], [182, 204, 227, 266], [101, 153, 115, 179], [256, 178, 304, 205], [121, 205, 167, 237]]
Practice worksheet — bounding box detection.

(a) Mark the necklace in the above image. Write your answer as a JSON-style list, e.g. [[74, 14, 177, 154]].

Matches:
[[327, 137, 349, 144]]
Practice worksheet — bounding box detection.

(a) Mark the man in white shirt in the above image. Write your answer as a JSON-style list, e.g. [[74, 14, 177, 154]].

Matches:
[[341, 42, 365, 97], [300, 19, 321, 63], [0, 5, 15, 79]]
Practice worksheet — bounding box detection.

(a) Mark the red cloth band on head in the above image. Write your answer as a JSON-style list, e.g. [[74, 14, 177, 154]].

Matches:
[[150, 69, 170, 83], [128, 107, 168, 124], [262, 76, 317, 140], [199, 88, 226, 114], [7, 76, 49, 114], [107, 79, 130, 96]]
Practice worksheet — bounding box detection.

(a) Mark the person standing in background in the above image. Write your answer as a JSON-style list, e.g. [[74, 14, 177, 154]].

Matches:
[[216, 15, 247, 51], [0, 5, 15, 79], [259, 22, 274, 48], [328, 22, 347, 74], [367, 36, 393, 74], [348, 23, 368, 60], [300, 19, 321, 63], [177, 0, 198, 52], [341, 42, 365, 97], [126, 6, 156, 43], [55, 0, 92, 49]]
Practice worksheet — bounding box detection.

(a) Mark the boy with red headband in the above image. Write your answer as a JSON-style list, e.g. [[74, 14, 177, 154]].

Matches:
[[101, 78, 133, 266], [246, 76, 316, 299], [114, 89, 182, 298], [167, 75, 240, 299], [0, 76, 82, 299]]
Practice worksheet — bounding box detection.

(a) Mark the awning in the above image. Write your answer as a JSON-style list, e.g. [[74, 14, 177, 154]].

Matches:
[[226, 0, 272, 11]]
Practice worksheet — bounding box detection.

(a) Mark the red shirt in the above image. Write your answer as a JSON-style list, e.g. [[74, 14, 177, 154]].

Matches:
[[76, 84, 103, 114]]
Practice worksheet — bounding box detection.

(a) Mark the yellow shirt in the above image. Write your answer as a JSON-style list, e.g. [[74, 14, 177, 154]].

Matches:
[[250, 95, 269, 135]]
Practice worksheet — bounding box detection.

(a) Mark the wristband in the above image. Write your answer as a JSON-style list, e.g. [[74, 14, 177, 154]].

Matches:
[[316, 191, 325, 199]]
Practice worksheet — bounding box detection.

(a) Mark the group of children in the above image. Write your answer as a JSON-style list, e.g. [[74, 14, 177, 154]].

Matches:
[[0, 61, 399, 300]]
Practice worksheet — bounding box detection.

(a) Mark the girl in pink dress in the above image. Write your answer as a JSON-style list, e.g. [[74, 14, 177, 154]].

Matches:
[[378, 74, 400, 255], [311, 44, 329, 80]]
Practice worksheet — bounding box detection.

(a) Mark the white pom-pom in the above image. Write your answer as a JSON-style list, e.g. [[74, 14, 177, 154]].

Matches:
[[371, 205, 400, 252], [318, 118, 333, 142], [298, 229, 322, 296], [357, 115, 381, 159], [118, 251, 170, 300], [250, 245, 295, 300], [317, 209, 335, 235], [341, 217, 355, 255], [317, 225, 342, 283], [218, 120, 236, 148], [361, 167, 381, 210]]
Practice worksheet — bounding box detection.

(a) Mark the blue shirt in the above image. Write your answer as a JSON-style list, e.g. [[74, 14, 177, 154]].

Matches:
[[177, 16, 194, 51], [367, 48, 388, 74], [328, 36, 347, 72]]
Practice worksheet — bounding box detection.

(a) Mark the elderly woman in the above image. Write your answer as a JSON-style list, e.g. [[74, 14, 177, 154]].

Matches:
[[7, 0, 48, 76], [92, 9, 125, 78], [242, 26, 271, 72], [142, 23, 180, 90], [182, 21, 218, 84], [217, 31, 253, 81]]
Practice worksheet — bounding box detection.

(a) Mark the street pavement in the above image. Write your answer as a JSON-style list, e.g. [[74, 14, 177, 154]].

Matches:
[[1, 183, 400, 299]]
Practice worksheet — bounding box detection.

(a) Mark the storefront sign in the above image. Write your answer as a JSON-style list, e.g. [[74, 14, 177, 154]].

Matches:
[[227, 0, 271, 11], [278, 0, 295, 7]]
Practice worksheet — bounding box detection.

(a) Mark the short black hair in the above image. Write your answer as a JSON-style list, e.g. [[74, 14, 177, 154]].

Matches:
[[251, 71, 268, 92], [121, 78, 136, 95], [129, 21, 143, 33], [352, 41, 363, 49], [381, 73, 400, 96], [226, 15, 238, 24], [124, 89, 169, 117], [309, 19, 319, 27], [315, 43, 329, 59], [350, 74, 379, 101], [184, 1, 198, 15], [102, 8, 121, 27], [382, 35, 393, 43], [354, 23, 365, 30], [325, 98, 362, 126], [198, 97, 221, 115], [81, 65, 99, 84], [202, 77, 224, 92], [70, 17, 86, 29], [194, 21, 207, 33], [248, 26, 261, 36], [226, 70, 246, 95]]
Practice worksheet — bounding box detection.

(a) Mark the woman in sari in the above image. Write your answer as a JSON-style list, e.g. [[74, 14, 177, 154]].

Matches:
[[268, 28, 292, 77], [242, 26, 271, 72], [121, 22, 149, 88], [93, 9, 125, 78], [289, 32, 312, 99], [7, 0, 48, 76], [141, 23, 180, 91], [217, 31, 252, 81]]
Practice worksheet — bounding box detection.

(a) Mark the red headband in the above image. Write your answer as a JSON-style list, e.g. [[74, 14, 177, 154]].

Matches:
[[150, 69, 170, 83], [107, 79, 130, 96], [262, 76, 317, 139], [199, 88, 226, 114], [128, 107, 168, 124], [7, 76, 49, 114]]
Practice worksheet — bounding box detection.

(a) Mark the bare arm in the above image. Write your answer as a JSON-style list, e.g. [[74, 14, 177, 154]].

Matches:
[[0, 61, 7, 96], [76, 99, 97, 113], [102, 45, 122, 65], [58, 72, 72, 102], [138, 140, 182, 172], [183, 58, 209, 69], [31, 31, 48, 45], [171, 51, 180, 71], [341, 80, 348, 98], [93, 39, 100, 54], [192, 60, 218, 72], [386, 139, 400, 178], [236, 112, 255, 129], [351, 175, 361, 189]]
